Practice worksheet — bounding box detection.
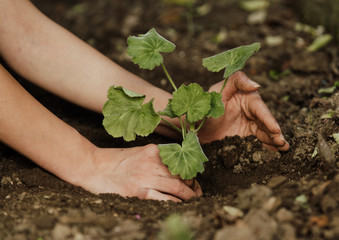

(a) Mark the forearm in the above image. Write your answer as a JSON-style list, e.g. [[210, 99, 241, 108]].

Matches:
[[0, 0, 169, 111], [0, 0, 179, 137], [0, 64, 96, 186]]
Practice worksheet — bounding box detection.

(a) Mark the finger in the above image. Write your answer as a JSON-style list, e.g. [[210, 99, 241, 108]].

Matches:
[[256, 130, 290, 152], [194, 180, 203, 197], [271, 133, 290, 151], [153, 162, 184, 180], [275, 135, 290, 151], [263, 141, 290, 152], [251, 124, 275, 145], [150, 177, 198, 201], [223, 71, 261, 101], [250, 120, 290, 151], [246, 93, 282, 135], [184, 179, 195, 188], [246, 95, 290, 151], [145, 188, 182, 202], [183, 179, 203, 197]]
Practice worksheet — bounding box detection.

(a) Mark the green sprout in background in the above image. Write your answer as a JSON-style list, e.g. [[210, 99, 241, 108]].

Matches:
[[103, 28, 260, 180], [162, 0, 212, 39]]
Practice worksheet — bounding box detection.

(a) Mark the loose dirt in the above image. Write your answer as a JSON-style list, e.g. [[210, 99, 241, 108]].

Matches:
[[1, 0, 339, 239]]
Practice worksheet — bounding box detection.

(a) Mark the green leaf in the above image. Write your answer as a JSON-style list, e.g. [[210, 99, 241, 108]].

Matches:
[[163, 0, 196, 6], [158, 214, 193, 240], [321, 110, 335, 119], [202, 42, 261, 79], [116, 86, 145, 98], [103, 86, 161, 141], [158, 132, 208, 179], [307, 34, 332, 52], [311, 147, 318, 158], [239, 0, 269, 12], [171, 83, 211, 122], [318, 86, 337, 95], [295, 194, 308, 209], [208, 91, 225, 118], [158, 99, 176, 118], [127, 28, 176, 70], [68, 2, 87, 16]]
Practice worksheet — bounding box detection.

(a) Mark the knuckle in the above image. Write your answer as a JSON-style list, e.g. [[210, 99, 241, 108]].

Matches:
[[139, 187, 150, 200], [139, 144, 160, 162], [251, 91, 261, 98], [144, 144, 159, 155], [172, 179, 186, 194], [150, 144, 160, 152], [231, 71, 242, 81]]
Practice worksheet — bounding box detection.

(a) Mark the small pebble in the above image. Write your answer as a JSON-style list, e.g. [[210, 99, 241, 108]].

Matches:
[[276, 208, 294, 222], [267, 176, 287, 188]]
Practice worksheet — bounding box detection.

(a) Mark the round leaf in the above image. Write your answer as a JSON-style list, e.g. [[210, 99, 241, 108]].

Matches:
[[127, 28, 176, 70], [171, 83, 211, 122], [103, 86, 161, 141], [158, 99, 176, 118], [158, 132, 208, 179], [208, 91, 225, 118]]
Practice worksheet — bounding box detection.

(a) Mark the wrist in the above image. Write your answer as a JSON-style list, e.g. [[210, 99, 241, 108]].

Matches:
[[56, 131, 98, 189], [73, 147, 124, 194]]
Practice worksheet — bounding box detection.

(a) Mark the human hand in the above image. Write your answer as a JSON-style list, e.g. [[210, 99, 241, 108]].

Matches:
[[82, 145, 202, 202], [198, 71, 290, 151]]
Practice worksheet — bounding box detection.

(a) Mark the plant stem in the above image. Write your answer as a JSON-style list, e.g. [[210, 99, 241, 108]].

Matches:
[[183, 115, 188, 138], [161, 63, 177, 91], [190, 122, 195, 132], [194, 116, 207, 134], [179, 117, 186, 139], [219, 77, 229, 94], [186, 6, 194, 40], [160, 117, 182, 134]]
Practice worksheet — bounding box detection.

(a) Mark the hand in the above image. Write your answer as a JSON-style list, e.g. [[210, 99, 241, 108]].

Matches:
[[81, 144, 202, 202], [198, 71, 289, 151]]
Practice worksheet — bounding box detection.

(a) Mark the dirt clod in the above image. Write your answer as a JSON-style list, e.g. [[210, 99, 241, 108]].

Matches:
[[1, 0, 339, 239]]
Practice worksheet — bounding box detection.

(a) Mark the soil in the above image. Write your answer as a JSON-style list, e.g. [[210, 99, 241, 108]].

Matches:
[[1, 0, 339, 239]]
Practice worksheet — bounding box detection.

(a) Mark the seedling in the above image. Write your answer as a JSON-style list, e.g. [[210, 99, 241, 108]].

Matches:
[[162, 0, 212, 39], [103, 28, 260, 180]]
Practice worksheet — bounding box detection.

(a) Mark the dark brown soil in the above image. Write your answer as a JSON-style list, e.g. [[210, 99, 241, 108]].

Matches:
[[1, 0, 339, 239]]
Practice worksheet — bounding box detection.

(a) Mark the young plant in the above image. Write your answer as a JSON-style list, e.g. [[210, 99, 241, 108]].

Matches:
[[162, 0, 211, 39], [103, 28, 260, 180]]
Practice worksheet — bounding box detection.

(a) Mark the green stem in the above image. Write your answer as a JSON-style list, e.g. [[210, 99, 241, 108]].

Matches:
[[186, 7, 194, 40], [161, 63, 177, 91], [219, 77, 229, 94], [179, 117, 186, 139], [190, 122, 195, 132], [160, 117, 182, 134], [184, 114, 188, 138], [194, 116, 207, 134]]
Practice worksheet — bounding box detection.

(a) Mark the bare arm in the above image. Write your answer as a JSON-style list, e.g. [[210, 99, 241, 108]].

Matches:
[[0, 0, 177, 136], [0, 0, 201, 201], [0, 64, 96, 186], [0, 0, 287, 200], [0, 64, 201, 201]]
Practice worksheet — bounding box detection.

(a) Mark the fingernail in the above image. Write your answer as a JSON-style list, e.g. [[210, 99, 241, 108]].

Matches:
[[280, 135, 286, 143], [249, 80, 261, 88]]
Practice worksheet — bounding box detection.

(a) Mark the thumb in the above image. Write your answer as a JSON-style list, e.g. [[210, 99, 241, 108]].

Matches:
[[223, 71, 261, 101]]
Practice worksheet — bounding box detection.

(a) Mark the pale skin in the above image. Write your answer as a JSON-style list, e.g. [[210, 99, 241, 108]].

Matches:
[[0, 0, 289, 202]]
